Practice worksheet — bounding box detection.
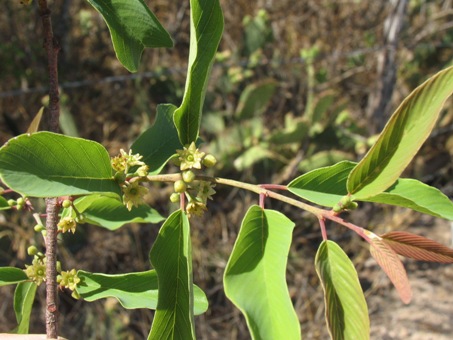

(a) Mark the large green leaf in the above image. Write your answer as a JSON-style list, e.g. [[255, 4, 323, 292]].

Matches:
[[173, 0, 224, 145], [364, 178, 453, 220], [63, 194, 164, 230], [0, 267, 28, 286], [76, 270, 208, 315], [288, 160, 453, 220], [288, 161, 354, 207], [315, 240, 370, 340], [0, 132, 120, 198], [224, 206, 300, 340], [86, 0, 173, 72], [14, 281, 37, 334], [347, 66, 453, 199], [131, 104, 183, 175], [148, 210, 195, 340]]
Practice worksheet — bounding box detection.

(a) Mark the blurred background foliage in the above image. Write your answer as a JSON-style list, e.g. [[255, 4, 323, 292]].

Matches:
[[1, 0, 453, 339]]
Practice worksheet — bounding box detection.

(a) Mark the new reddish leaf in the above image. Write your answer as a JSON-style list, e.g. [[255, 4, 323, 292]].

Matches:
[[382, 231, 453, 263], [366, 230, 412, 304]]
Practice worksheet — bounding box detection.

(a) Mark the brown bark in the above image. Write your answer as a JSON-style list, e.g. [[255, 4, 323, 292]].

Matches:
[[37, 0, 61, 338]]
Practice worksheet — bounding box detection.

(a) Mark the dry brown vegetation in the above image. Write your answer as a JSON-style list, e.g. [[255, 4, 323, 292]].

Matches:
[[1, 0, 453, 339]]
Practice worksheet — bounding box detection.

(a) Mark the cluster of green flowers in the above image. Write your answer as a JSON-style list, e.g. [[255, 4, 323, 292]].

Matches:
[[111, 149, 150, 211], [111, 149, 149, 177], [172, 142, 217, 218], [24, 245, 81, 298]]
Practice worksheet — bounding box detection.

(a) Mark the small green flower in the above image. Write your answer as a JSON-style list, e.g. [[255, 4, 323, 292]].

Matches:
[[186, 199, 207, 218], [57, 217, 77, 234], [122, 181, 149, 211], [191, 181, 216, 203], [176, 142, 205, 171], [137, 164, 150, 177], [57, 269, 81, 291], [111, 149, 145, 173], [24, 258, 47, 286]]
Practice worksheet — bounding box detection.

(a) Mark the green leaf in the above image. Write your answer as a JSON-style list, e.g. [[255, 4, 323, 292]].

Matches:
[[366, 230, 412, 304], [364, 178, 453, 220], [289, 161, 453, 220], [315, 240, 370, 340], [149, 210, 195, 340], [224, 206, 300, 340], [63, 194, 164, 230], [235, 79, 277, 119], [381, 231, 453, 263], [14, 281, 37, 334], [0, 196, 10, 210], [0, 132, 120, 198], [0, 267, 28, 286], [76, 270, 208, 315], [347, 66, 453, 199], [288, 161, 355, 207], [131, 104, 183, 175], [86, 0, 173, 72], [173, 0, 224, 145]]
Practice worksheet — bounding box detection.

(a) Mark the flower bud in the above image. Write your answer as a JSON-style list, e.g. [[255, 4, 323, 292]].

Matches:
[[174, 180, 187, 193], [202, 154, 217, 168], [7, 199, 16, 207], [182, 170, 196, 183], [34, 224, 45, 232], [62, 199, 72, 209], [27, 245, 38, 256], [170, 192, 181, 203]]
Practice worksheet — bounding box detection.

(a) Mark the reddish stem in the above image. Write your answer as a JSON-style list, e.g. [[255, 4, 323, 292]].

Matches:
[[318, 216, 328, 241]]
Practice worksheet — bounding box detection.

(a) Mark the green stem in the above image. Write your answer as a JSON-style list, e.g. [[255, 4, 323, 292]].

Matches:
[[144, 173, 369, 241]]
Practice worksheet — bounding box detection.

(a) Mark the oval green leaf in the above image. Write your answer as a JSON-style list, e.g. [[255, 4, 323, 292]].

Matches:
[[288, 161, 355, 207], [315, 240, 370, 340], [364, 178, 453, 220], [87, 0, 173, 72], [148, 210, 195, 340], [63, 194, 164, 230], [0, 132, 120, 198], [173, 0, 224, 145], [347, 66, 453, 199], [14, 281, 37, 334], [224, 206, 300, 340], [131, 104, 183, 175], [0, 267, 29, 286], [76, 270, 208, 315]]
